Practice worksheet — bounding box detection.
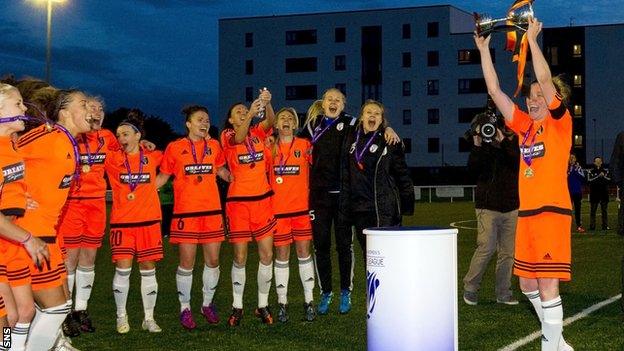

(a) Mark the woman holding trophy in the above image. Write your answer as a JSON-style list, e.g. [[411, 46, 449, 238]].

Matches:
[[476, 16, 574, 351]]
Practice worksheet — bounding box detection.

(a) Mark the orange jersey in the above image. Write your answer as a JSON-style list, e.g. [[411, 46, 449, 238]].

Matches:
[[105, 148, 163, 225], [160, 137, 225, 214], [506, 96, 572, 214], [15, 125, 77, 237], [69, 129, 120, 198], [220, 125, 272, 200], [269, 137, 312, 215], [0, 136, 26, 217]]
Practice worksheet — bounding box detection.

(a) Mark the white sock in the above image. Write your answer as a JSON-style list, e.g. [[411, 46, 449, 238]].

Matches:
[[298, 255, 315, 303], [176, 266, 193, 311], [541, 296, 563, 351], [113, 267, 132, 317], [140, 269, 158, 321], [231, 263, 246, 309], [202, 265, 220, 306], [26, 303, 71, 351], [523, 290, 544, 322], [274, 259, 289, 305], [257, 262, 273, 308], [75, 265, 95, 311], [11, 322, 30, 351], [67, 269, 76, 299]]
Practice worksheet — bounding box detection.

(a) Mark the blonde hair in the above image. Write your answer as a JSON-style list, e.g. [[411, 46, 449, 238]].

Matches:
[[358, 99, 388, 129], [272, 107, 299, 158], [304, 88, 346, 127], [0, 83, 19, 110], [552, 75, 571, 104]]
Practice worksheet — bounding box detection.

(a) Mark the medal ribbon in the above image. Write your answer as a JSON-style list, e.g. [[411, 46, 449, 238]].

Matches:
[[82, 132, 105, 167], [55, 123, 81, 181], [277, 138, 295, 176], [354, 129, 378, 167], [311, 116, 339, 144], [243, 134, 258, 165], [520, 123, 537, 167], [187, 137, 208, 165], [124, 148, 144, 193]]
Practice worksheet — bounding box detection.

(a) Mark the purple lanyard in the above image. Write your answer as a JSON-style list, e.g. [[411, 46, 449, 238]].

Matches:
[[55, 123, 80, 179], [354, 129, 378, 167], [82, 133, 105, 166], [243, 135, 257, 163], [311, 116, 339, 144], [187, 137, 208, 164], [277, 138, 295, 175], [124, 148, 144, 193], [520, 123, 538, 167]]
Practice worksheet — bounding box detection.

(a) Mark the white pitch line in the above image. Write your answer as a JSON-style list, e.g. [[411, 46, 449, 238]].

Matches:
[[498, 294, 622, 351], [449, 219, 477, 230]]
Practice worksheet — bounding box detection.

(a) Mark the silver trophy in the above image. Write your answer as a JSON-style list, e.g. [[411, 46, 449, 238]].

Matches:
[[474, 2, 534, 36], [257, 87, 268, 119]]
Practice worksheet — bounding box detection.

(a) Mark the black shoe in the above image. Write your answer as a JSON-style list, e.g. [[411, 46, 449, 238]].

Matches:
[[227, 307, 243, 327], [62, 313, 81, 337], [254, 306, 274, 324], [277, 303, 288, 323], [74, 310, 95, 333], [303, 302, 316, 322]]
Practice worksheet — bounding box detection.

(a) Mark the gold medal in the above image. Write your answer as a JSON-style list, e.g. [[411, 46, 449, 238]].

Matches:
[[524, 167, 534, 178], [127, 192, 136, 201], [45, 123, 54, 132], [82, 164, 91, 173], [197, 175, 203, 183], [275, 176, 283, 184]]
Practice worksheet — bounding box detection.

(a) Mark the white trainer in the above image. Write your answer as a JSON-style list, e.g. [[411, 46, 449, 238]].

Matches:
[[116, 315, 130, 334], [141, 319, 162, 333]]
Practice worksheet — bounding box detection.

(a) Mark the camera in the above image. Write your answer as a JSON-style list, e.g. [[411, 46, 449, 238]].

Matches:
[[464, 110, 503, 143]]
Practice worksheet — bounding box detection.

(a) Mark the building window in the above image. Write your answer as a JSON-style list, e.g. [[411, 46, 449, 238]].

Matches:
[[574, 75, 583, 87], [458, 78, 487, 94], [245, 60, 253, 75], [574, 135, 583, 148], [285, 85, 318, 100], [335, 83, 346, 96], [402, 109, 412, 125], [245, 87, 253, 102], [403, 138, 412, 154], [428, 138, 440, 153], [286, 30, 317, 45], [245, 32, 253, 48], [427, 22, 439, 38], [458, 107, 483, 123], [402, 52, 411, 68], [335, 27, 346, 43], [458, 49, 495, 64], [458, 137, 472, 152], [573, 105, 582, 117], [427, 80, 439, 95], [335, 55, 346, 71], [427, 51, 439, 67], [573, 44, 582, 57], [402, 81, 411, 97], [402, 24, 411, 39], [549, 46, 559, 66], [285, 57, 317, 73], [427, 109, 439, 124]]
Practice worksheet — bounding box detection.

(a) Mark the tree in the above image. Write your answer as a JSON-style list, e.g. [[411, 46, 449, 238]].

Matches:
[[104, 107, 180, 150]]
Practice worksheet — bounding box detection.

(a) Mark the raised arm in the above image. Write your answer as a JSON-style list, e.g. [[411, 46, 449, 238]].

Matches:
[[258, 89, 275, 132], [233, 99, 261, 144], [475, 34, 514, 121], [526, 17, 556, 106]]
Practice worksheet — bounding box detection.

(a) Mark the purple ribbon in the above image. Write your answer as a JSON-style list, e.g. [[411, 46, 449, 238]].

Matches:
[[124, 148, 144, 193], [520, 123, 537, 167], [354, 129, 379, 167], [311, 116, 339, 144], [187, 137, 208, 165], [82, 132, 105, 167], [243, 135, 258, 165], [277, 138, 295, 175]]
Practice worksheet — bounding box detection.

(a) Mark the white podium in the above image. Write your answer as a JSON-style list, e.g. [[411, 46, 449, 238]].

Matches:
[[365, 226, 458, 351]]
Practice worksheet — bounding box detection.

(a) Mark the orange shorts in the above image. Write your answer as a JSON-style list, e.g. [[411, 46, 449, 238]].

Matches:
[[225, 197, 276, 243], [30, 240, 67, 291], [170, 211, 225, 244], [514, 212, 572, 281], [274, 211, 313, 246], [110, 221, 164, 263], [0, 239, 32, 287], [0, 295, 5, 319], [57, 198, 107, 249]]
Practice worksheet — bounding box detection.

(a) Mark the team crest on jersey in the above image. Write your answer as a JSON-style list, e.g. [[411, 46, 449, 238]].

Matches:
[[184, 164, 213, 175], [536, 125, 544, 135], [142, 156, 149, 165], [205, 147, 212, 156], [369, 144, 378, 153], [337, 122, 344, 131], [120, 173, 151, 184], [273, 165, 300, 175], [2, 162, 25, 183], [238, 152, 264, 164], [58, 174, 74, 189], [251, 137, 260, 144], [294, 150, 301, 158], [79, 153, 106, 165], [520, 142, 545, 159]]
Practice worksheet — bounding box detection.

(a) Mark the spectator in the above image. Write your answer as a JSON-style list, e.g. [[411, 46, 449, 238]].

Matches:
[[587, 156, 611, 231], [567, 154, 585, 232]]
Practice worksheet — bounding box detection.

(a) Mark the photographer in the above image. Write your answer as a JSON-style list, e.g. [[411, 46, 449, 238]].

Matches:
[[587, 156, 611, 231], [463, 111, 520, 306]]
